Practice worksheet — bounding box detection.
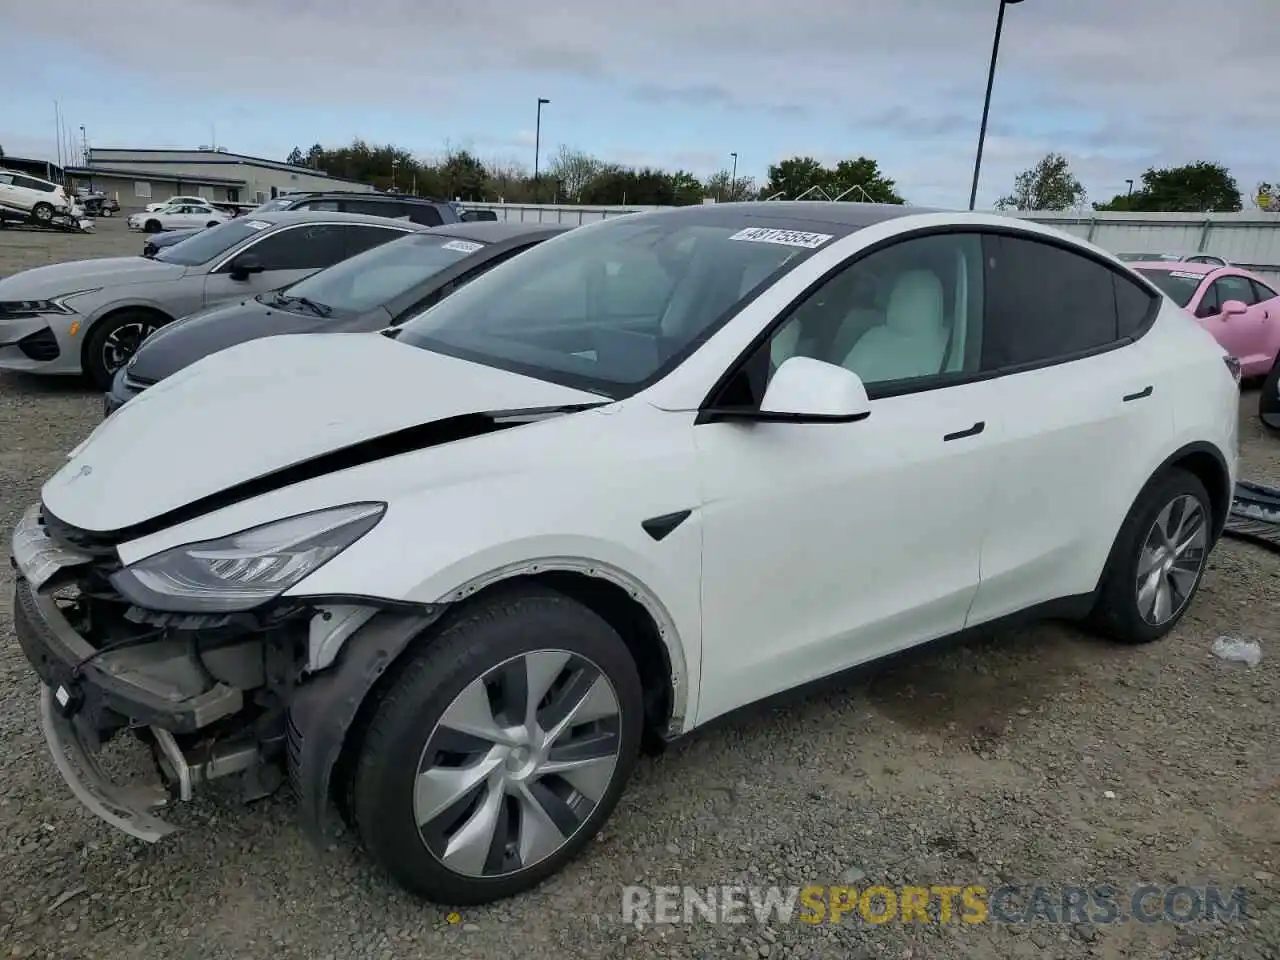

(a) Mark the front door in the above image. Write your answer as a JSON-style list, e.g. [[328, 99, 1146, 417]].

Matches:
[[201, 222, 352, 307], [1192, 273, 1271, 376], [693, 230, 1003, 725]]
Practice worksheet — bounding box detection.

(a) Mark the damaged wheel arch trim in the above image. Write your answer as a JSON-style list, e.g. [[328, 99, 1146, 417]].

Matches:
[[435, 555, 691, 738]]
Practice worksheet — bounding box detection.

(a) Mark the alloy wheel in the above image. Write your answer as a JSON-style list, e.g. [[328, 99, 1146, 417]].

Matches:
[[102, 322, 156, 375], [1135, 493, 1208, 625], [414, 649, 623, 879]]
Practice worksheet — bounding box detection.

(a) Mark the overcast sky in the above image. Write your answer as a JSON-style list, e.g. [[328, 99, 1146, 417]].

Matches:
[[6, 0, 1278, 208]]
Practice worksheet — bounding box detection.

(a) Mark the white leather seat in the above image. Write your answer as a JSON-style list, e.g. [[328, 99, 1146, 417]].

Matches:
[[841, 269, 948, 383]]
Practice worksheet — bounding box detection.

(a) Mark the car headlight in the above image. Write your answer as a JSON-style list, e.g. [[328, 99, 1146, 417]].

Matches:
[[0, 291, 99, 318], [110, 502, 386, 613]]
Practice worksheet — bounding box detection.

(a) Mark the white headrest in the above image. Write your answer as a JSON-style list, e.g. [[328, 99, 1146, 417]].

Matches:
[[885, 270, 945, 336]]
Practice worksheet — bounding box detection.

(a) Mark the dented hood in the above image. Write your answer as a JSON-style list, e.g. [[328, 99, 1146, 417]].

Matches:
[[42, 332, 603, 532]]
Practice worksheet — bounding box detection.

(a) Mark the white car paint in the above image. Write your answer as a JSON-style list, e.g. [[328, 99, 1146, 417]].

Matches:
[[129, 203, 230, 231], [37, 208, 1238, 737], [145, 195, 209, 213]]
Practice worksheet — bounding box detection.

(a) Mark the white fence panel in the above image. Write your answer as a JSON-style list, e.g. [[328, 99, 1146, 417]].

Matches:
[[460, 203, 1280, 285]]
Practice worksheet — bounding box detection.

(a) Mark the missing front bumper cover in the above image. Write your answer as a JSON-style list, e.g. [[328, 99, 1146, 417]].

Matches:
[[38, 685, 178, 843]]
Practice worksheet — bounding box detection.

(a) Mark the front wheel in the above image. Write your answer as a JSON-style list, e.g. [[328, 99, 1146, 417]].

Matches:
[[83, 310, 163, 390], [1089, 468, 1212, 644], [143, 219, 161, 233], [351, 586, 643, 904], [1260, 352, 1280, 432]]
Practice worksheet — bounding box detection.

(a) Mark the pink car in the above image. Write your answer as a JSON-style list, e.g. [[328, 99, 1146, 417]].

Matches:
[[1132, 261, 1280, 378]]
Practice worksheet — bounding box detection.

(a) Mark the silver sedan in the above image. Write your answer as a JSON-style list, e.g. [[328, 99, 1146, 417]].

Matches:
[[0, 210, 423, 389]]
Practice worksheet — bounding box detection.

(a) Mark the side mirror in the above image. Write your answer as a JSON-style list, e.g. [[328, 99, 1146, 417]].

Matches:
[[702, 357, 872, 424], [228, 253, 264, 281], [1221, 299, 1249, 317]]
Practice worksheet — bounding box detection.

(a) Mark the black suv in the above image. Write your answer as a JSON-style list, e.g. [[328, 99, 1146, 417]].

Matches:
[[254, 191, 461, 227]]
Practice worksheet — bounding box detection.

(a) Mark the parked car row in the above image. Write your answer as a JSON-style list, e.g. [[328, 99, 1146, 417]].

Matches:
[[5, 202, 1242, 910]]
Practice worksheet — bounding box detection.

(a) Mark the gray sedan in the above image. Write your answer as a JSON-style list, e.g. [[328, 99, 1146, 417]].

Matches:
[[0, 210, 423, 388]]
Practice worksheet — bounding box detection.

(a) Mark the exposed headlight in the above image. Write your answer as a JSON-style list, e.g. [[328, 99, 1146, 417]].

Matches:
[[0, 291, 98, 317], [110, 502, 386, 613]]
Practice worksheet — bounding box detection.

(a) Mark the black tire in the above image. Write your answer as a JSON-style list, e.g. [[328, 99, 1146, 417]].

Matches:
[[144, 219, 161, 233], [82, 310, 164, 391], [351, 585, 643, 905], [1088, 468, 1213, 644], [205, 220, 219, 228], [32, 202, 54, 223]]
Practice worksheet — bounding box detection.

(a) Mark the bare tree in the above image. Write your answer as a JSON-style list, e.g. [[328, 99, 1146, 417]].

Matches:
[[547, 146, 603, 202]]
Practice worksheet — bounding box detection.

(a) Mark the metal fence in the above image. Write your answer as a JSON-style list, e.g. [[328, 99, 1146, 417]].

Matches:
[[461, 202, 1280, 285]]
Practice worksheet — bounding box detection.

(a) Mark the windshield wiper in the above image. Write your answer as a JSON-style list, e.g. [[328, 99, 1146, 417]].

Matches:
[[274, 294, 332, 317]]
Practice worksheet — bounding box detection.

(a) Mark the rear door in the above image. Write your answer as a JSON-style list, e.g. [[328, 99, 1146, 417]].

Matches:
[[965, 232, 1169, 625]]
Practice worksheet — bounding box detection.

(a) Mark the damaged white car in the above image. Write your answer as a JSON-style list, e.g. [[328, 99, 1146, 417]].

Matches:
[[11, 202, 1238, 905]]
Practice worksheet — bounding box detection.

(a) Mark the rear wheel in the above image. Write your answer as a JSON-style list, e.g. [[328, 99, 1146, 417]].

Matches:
[[351, 586, 643, 904], [205, 220, 219, 228], [32, 202, 54, 223], [1089, 468, 1212, 644], [83, 310, 163, 390], [143, 219, 161, 233], [1260, 352, 1280, 431]]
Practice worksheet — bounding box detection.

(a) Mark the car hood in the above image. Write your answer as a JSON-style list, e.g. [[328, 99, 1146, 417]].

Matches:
[[129, 298, 381, 384], [43, 332, 605, 532], [0, 257, 186, 297]]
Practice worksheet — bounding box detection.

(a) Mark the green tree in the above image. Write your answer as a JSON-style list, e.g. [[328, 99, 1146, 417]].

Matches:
[[995, 152, 1085, 211], [704, 169, 755, 202], [763, 156, 904, 203], [438, 149, 488, 200], [546, 147, 603, 202], [668, 170, 706, 205], [1094, 162, 1241, 213], [286, 146, 306, 166]]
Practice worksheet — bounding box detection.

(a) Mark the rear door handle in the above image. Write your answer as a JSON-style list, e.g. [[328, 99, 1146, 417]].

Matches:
[[943, 421, 985, 442], [1123, 385, 1153, 402]]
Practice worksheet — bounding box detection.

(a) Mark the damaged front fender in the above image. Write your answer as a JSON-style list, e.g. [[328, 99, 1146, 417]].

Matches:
[[287, 606, 446, 844]]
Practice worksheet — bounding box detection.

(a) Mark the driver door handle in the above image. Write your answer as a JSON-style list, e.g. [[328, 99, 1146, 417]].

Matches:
[[943, 421, 985, 442], [1123, 385, 1153, 402]]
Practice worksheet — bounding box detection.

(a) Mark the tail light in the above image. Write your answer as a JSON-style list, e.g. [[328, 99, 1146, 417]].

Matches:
[[1224, 356, 1242, 383]]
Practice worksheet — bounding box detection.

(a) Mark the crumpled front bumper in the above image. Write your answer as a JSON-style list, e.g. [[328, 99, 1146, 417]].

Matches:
[[10, 504, 243, 842]]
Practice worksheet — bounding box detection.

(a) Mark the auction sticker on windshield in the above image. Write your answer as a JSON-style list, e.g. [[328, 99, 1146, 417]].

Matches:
[[441, 240, 484, 254], [729, 227, 833, 248]]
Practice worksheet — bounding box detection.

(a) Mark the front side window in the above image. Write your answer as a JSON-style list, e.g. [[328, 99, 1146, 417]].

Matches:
[[1199, 275, 1259, 317], [981, 234, 1121, 369], [229, 223, 348, 272], [762, 232, 985, 395], [155, 218, 277, 266], [1253, 279, 1279, 303], [394, 217, 828, 397], [281, 232, 480, 314]]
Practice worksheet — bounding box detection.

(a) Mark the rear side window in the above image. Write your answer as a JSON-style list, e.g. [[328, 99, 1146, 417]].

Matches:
[[1113, 273, 1157, 338], [342, 198, 397, 218], [1253, 279, 1279, 302], [980, 234, 1121, 371], [343, 224, 409, 257], [405, 204, 444, 227]]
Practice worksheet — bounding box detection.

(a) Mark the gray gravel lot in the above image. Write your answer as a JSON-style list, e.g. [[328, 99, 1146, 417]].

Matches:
[[0, 218, 1277, 960]]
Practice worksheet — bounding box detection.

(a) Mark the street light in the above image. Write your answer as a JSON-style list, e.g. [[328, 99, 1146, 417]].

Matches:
[[1125, 179, 1134, 197], [533, 97, 551, 198], [730, 152, 738, 200], [967, 0, 1025, 211]]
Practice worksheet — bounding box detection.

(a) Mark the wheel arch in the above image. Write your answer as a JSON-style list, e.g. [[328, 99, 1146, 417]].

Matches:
[[1095, 440, 1232, 594], [78, 304, 175, 369]]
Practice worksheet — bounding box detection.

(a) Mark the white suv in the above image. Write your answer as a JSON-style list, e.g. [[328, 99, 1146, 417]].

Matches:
[[0, 170, 73, 223], [10, 202, 1240, 906]]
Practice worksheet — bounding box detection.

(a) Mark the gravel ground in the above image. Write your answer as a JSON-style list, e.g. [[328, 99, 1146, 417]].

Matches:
[[0, 219, 1277, 960]]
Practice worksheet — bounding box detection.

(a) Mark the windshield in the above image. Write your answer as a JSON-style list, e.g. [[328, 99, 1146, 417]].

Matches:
[[1136, 267, 1205, 308], [394, 216, 823, 397], [282, 233, 488, 315], [155, 218, 274, 266]]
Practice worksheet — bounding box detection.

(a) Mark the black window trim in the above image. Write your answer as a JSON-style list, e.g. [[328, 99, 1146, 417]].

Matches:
[[389, 240, 534, 323], [697, 223, 1164, 419], [208, 221, 416, 273], [1252, 278, 1279, 302]]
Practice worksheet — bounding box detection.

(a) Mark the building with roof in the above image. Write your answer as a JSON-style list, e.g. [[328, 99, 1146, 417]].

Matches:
[[63, 148, 375, 211]]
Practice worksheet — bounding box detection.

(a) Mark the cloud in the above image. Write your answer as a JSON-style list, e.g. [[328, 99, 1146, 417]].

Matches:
[[6, 0, 1280, 206]]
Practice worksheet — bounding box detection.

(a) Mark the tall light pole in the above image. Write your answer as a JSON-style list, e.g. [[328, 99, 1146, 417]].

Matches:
[[968, 0, 1024, 211], [533, 97, 550, 199], [79, 125, 88, 166], [1125, 178, 1134, 197], [729, 152, 738, 200]]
